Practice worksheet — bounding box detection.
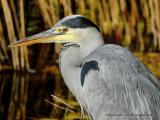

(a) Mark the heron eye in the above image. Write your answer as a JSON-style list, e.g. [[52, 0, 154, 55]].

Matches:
[[63, 28, 69, 32]]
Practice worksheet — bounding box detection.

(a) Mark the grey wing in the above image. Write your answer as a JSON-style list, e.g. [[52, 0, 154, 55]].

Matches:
[[81, 44, 160, 120]]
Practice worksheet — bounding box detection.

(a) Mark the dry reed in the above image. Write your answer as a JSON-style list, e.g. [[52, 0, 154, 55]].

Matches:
[[0, 0, 160, 71], [1, 1, 160, 119]]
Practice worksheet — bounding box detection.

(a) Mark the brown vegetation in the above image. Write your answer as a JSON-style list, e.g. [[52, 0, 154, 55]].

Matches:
[[0, 0, 160, 71], [0, 1, 160, 119]]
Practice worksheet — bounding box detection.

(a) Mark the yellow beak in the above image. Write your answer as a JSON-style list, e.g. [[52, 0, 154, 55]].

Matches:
[[8, 29, 75, 47]]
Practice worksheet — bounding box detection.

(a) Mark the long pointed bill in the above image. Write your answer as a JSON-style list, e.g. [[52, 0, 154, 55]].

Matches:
[[8, 29, 75, 47]]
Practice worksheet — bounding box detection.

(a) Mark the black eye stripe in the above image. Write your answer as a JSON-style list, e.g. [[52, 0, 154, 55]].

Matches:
[[53, 16, 100, 31]]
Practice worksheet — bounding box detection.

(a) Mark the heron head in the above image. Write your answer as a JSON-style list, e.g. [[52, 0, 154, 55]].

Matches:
[[9, 15, 101, 47]]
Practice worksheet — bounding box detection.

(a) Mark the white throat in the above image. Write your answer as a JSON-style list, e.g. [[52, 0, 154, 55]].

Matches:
[[59, 28, 104, 115]]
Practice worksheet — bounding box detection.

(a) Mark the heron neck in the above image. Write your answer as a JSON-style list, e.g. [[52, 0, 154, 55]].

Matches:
[[60, 47, 88, 116], [59, 46, 83, 104], [59, 31, 104, 117], [59, 32, 104, 97], [80, 29, 104, 58]]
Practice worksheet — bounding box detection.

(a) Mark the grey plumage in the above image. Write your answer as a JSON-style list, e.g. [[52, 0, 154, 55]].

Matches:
[[57, 15, 160, 120], [81, 44, 160, 120], [12, 15, 160, 120]]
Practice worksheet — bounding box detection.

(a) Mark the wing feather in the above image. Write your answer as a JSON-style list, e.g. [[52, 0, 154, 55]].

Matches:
[[81, 44, 160, 120]]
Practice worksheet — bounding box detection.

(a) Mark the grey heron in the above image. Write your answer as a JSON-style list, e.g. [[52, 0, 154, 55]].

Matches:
[[9, 15, 160, 120]]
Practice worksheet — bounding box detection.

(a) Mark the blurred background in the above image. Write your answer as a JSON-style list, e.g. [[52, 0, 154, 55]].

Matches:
[[0, 0, 160, 120]]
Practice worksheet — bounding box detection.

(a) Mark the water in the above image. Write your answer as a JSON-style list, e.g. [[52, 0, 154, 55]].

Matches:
[[0, 71, 79, 120], [1, 54, 159, 120]]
